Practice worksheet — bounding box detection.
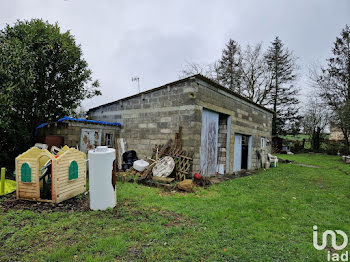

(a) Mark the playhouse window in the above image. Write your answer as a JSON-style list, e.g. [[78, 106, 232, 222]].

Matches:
[[69, 161, 78, 180], [21, 163, 31, 182]]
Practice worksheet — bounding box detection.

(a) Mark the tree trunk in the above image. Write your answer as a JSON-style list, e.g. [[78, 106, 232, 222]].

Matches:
[[272, 50, 279, 136], [343, 132, 350, 155], [312, 127, 321, 152]]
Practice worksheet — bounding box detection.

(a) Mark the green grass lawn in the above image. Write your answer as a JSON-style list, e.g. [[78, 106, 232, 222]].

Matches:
[[1, 154, 350, 261]]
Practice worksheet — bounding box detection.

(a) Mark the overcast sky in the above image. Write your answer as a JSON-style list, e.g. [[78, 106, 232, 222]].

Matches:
[[2, 0, 350, 110]]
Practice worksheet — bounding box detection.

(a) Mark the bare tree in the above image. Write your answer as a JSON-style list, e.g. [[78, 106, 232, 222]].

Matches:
[[206, 61, 220, 81], [302, 97, 329, 151], [312, 25, 350, 152], [178, 61, 207, 78], [178, 60, 221, 84], [240, 43, 272, 106]]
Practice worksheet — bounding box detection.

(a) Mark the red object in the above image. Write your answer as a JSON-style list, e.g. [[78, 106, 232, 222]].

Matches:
[[55, 155, 59, 158], [36, 135, 64, 151], [194, 173, 201, 180]]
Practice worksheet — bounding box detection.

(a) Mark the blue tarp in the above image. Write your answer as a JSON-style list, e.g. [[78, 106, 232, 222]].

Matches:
[[57, 116, 121, 126], [35, 116, 121, 135], [34, 123, 48, 135]]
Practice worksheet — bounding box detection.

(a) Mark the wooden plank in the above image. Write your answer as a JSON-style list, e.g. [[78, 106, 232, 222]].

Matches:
[[152, 177, 174, 183], [165, 153, 192, 160], [158, 139, 172, 158], [141, 139, 172, 179], [116, 138, 127, 170], [115, 136, 120, 169], [140, 162, 157, 179], [174, 133, 178, 149], [178, 126, 183, 149]]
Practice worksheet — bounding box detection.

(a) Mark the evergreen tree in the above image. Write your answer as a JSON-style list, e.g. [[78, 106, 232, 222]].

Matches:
[[264, 37, 299, 135], [302, 98, 329, 152], [217, 39, 243, 93]]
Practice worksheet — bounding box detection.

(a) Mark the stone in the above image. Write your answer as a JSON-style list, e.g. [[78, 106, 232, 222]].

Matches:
[[177, 179, 194, 192]]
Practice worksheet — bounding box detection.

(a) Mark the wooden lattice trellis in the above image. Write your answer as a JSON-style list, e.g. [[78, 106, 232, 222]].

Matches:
[[166, 148, 193, 181], [153, 145, 193, 181]]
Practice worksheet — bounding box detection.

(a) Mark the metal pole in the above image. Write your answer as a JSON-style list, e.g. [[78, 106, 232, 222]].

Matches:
[[0, 168, 5, 195], [132, 76, 140, 93]]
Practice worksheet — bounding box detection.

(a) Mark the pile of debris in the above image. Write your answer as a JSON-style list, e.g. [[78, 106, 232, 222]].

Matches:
[[117, 127, 195, 192]]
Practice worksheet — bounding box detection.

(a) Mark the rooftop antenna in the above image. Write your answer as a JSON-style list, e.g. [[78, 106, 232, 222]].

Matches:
[[132, 76, 140, 93]]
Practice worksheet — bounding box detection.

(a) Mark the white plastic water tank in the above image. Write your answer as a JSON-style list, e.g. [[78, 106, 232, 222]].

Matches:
[[88, 146, 116, 210]]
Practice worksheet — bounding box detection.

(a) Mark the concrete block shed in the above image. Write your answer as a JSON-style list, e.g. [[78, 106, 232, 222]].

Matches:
[[88, 74, 273, 176], [36, 117, 121, 153]]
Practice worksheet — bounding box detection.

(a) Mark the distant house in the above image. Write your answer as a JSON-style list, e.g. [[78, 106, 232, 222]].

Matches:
[[329, 125, 345, 141], [88, 74, 273, 176]]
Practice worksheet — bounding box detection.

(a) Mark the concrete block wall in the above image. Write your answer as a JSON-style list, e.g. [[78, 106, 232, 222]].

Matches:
[[217, 116, 228, 173], [194, 79, 273, 173], [88, 80, 202, 173], [88, 76, 273, 175], [37, 122, 120, 149]]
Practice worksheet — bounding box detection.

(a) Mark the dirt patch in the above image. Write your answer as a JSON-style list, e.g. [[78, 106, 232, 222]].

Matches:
[[0, 192, 90, 213], [158, 191, 188, 197], [278, 158, 320, 168], [293, 163, 320, 168], [126, 246, 145, 260]]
